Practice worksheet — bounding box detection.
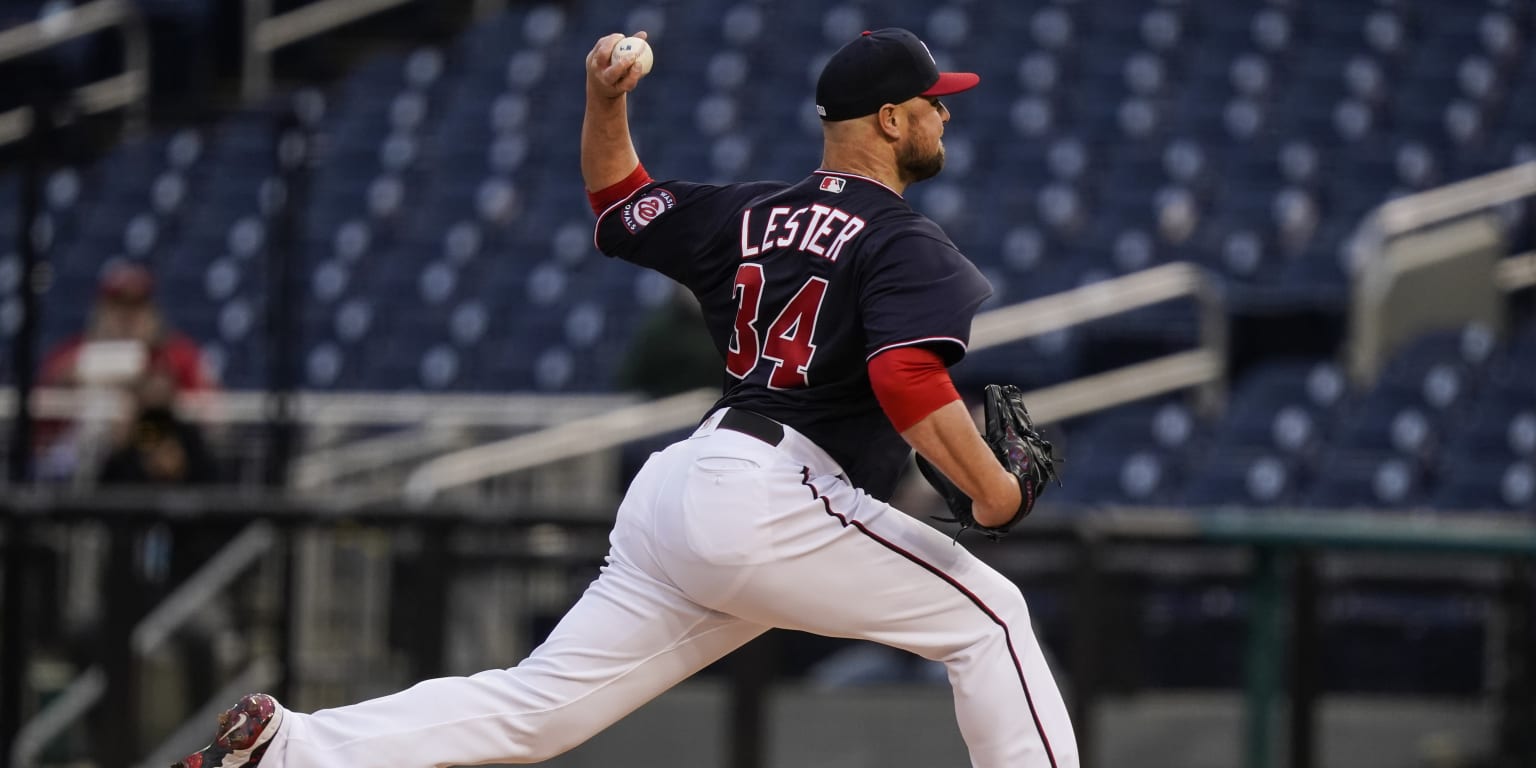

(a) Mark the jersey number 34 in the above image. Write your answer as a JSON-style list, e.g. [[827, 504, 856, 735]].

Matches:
[[725, 263, 829, 389]]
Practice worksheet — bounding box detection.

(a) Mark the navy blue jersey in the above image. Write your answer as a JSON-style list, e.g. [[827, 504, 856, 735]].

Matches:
[[595, 170, 991, 500]]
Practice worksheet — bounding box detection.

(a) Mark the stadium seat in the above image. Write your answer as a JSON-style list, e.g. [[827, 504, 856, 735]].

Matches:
[[1379, 324, 1499, 384], [7, 0, 1532, 526], [1431, 456, 1536, 513], [1050, 442, 1189, 507], [1181, 450, 1303, 508], [1333, 394, 1445, 467], [1304, 452, 1429, 510]]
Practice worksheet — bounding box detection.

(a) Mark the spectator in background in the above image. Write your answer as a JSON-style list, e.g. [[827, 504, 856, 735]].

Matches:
[[81, 301, 227, 717], [93, 367, 229, 712], [35, 261, 217, 482], [39, 261, 215, 393], [96, 369, 219, 486]]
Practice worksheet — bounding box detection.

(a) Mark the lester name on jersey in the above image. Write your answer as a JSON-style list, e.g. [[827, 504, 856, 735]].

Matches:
[[595, 169, 991, 502]]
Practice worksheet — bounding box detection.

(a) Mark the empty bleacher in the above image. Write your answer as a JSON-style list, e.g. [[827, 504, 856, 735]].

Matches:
[[1, 0, 1532, 512]]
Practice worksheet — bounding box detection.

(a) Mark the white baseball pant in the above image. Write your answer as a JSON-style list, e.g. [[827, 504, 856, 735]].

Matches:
[[260, 408, 1078, 767]]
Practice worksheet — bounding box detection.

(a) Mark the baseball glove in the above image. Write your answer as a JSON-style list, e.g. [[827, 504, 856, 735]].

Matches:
[[916, 384, 1059, 540]]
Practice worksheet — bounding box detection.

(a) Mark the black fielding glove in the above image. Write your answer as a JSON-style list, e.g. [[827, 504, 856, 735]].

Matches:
[[916, 384, 1060, 540]]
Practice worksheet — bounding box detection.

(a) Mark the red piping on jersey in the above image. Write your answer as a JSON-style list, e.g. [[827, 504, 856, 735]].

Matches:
[[799, 468, 1062, 768], [868, 346, 961, 433], [587, 163, 654, 216], [814, 169, 901, 197]]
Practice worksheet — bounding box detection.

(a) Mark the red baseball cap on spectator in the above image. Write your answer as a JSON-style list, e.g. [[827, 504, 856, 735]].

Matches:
[[98, 262, 155, 304]]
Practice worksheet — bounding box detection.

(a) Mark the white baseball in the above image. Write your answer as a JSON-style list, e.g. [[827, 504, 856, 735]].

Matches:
[[612, 36, 654, 75]]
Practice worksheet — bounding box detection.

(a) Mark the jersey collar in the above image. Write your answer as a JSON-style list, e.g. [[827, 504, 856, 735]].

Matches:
[[813, 169, 901, 198]]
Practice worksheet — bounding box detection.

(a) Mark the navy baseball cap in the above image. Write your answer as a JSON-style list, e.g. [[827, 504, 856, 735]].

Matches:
[[815, 28, 980, 122]]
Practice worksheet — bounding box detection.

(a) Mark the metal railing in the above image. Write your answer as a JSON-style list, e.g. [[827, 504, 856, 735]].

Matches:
[[0, 0, 149, 146], [0, 388, 636, 491], [10, 522, 279, 767], [293, 425, 470, 490], [243, 0, 518, 100], [1354, 159, 1536, 295], [1348, 160, 1536, 383], [2, 263, 1224, 502], [968, 260, 1228, 419], [4, 493, 1532, 768], [404, 262, 1227, 502], [1365, 161, 1536, 243], [0, 388, 633, 430], [1497, 250, 1536, 292], [404, 388, 721, 505], [243, 0, 423, 101]]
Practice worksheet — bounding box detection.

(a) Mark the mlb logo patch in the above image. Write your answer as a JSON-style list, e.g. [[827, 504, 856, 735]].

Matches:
[[819, 176, 845, 193], [621, 188, 677, 233]]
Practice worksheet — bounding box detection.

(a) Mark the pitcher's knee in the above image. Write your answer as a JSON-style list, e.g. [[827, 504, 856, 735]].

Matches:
[[947, 585, 1043, 672], [979, 574, 1034, 628]]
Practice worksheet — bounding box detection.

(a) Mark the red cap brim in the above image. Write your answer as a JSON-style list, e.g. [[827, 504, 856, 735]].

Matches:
[[922, 72, 980, 97]]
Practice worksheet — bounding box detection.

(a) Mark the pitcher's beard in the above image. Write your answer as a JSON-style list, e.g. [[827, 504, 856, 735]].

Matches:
[[898, 140, 945, 184]]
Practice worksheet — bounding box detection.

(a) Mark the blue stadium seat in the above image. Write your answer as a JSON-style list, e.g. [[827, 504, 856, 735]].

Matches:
[[1304, 452, 1428, 510], [1332, 394, 1444, 468], [1064, 397, 1209, 457], [1181, 451, 1302, 508], [1431, 456, 1536, 513], [1051, 444, 1188, 506], [1445, 400, 1536, 462], [1382, 324, 1500, 379], [10, 0, 1526, 442]]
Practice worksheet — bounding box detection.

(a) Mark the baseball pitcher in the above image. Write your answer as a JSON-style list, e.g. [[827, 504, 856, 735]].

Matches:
[[175, 26, 1076, 768]]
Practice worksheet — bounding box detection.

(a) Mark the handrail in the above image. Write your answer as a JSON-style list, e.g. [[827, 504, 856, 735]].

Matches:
[[0, 0, 149, 146], [1372, 161, 1536, 239], [1353, 160, 1536, 263], [242, 0, 423, 101], [968, 261, 1220, 348], [404, 388, 720, 504], [6, 264, 1224, 502], [5, 492, 1532, 767], [969, 261, 1227, 412], [0, 390, 635, 493], [293, 425, 468, 490], [9, 666, 105, 768], [1018, 349, 1223, 425], [134, 656, 282, 768], [404, 262, 1228, 502], [1346, 161, 1536, 386], [9, 523, 276, 767], [0, 389, 635, 428], [1496, 250, 1536, 292], [130, 523, 277, 656], [0, 0, 135, 63]]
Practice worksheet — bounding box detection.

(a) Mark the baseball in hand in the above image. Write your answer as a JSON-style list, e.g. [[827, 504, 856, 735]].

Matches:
[[611, 36, 654, 75]]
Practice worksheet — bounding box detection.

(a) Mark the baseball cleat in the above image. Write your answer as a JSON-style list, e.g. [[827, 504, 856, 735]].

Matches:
[[171, 692, 284, 768]]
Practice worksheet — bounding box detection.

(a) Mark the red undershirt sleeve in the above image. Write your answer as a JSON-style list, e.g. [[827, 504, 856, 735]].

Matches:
[[868, 346, 962, 433], [587, 163, 654, 216]]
